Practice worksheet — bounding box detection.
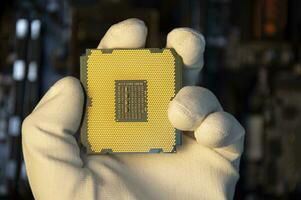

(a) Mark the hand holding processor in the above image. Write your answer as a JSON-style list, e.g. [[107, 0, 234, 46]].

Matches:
[[22, 18, 244, 199]]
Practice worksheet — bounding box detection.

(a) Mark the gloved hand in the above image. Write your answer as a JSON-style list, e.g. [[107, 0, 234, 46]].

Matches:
[[22, 18, 245, 200]]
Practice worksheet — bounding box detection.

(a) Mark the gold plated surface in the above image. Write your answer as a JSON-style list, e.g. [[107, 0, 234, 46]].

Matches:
[[81, 48, 182, 153]]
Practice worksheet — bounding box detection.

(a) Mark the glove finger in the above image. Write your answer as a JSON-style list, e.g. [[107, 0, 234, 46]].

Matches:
[[29, 77, 84, 133], [97, 18, 147, 49], [195, 111, 245, 165], [166, 28, 205, 85], [195, 111, 245, 148], [168, 86, 222, 131], [22, 77, 98, 199]]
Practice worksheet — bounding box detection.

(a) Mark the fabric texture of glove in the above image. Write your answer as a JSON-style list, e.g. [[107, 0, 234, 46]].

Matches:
[[22, 18, 245, 200]]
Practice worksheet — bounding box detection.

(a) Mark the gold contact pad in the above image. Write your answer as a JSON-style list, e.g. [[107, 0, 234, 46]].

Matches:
[[86, 49, 178, 153]]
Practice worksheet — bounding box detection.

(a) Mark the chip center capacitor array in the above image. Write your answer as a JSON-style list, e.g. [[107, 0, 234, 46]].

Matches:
[[115, 80, 148, 122]]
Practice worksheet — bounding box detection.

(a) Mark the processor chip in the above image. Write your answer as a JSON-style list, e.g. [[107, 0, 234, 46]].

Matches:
[[80, 48, 182, 154]]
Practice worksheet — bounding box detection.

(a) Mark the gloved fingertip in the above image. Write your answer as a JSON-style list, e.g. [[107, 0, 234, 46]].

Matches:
[[98, 18, 148, 49], [195, 111, 245, 148], [34, 77, 84, 110], [166, 28, 205, 69], [168, 100, 199, 131]]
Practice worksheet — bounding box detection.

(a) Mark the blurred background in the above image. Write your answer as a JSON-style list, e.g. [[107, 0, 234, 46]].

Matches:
[[0, 0, 300, 199]]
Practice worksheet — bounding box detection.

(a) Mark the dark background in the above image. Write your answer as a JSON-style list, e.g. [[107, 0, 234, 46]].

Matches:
[[0, 0, 300, 199]]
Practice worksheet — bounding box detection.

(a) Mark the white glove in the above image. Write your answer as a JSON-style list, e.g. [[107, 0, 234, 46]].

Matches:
[[22, 18, 245, 200]]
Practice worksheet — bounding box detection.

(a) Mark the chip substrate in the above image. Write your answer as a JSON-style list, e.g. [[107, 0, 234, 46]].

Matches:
[[80, 48, 182, 154]]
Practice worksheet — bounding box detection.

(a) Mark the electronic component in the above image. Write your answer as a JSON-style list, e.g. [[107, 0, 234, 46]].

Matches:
[[80, 48, 182, 154]]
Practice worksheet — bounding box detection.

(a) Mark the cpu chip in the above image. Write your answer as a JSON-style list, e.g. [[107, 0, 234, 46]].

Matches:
[[80, 48, 182, 154]]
